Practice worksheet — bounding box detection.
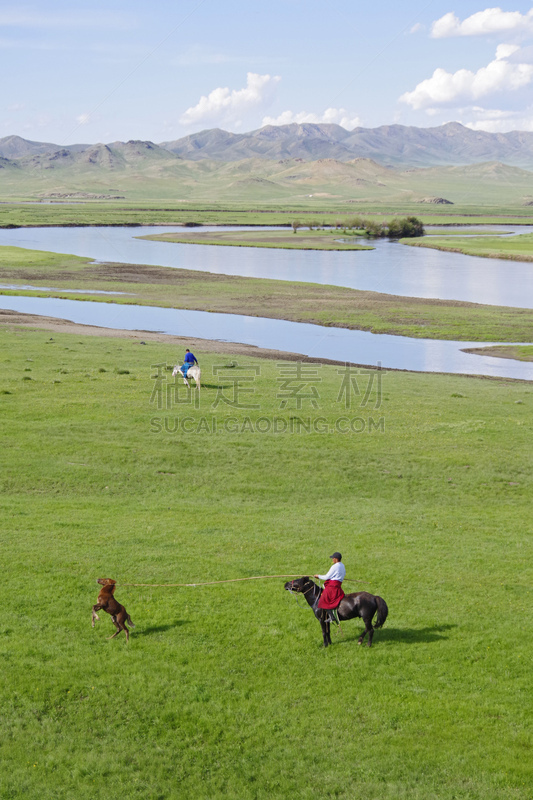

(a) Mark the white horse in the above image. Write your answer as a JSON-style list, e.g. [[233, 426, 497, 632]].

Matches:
[[172, 363, 201, 390]]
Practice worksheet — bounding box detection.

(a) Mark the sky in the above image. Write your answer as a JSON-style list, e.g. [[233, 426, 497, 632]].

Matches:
[[2, 1, 533, 144]]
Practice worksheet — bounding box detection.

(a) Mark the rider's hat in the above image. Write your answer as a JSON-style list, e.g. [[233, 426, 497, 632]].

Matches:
[[329, 552, 342, 560]]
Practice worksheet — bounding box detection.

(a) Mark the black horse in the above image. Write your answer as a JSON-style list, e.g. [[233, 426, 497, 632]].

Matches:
[[285, 577, 388, 647]]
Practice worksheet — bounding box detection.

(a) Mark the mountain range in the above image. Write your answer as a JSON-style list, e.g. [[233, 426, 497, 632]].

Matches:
[[160, 122, 533, 169], [0, 124, 532, 205], [3, 122, 533, 169]]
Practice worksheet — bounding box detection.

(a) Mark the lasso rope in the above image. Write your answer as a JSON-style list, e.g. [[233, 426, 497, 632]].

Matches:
[[115, 574, 365, 588]]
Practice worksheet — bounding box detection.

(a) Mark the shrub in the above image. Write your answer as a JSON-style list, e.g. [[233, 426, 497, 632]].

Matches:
[[386, 216, 425, 238]]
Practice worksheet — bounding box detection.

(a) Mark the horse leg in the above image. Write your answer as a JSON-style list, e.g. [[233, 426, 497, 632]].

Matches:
[[110, 619, 129, 642], [358, 615, 374, 646], [316, 610, 329, 647], [116, 610, 130, 642], [321, 619, 330, 647], [326, 620, 332, 646], [104, 613, 120, 639], [92, 604, 102, 627], [106, 619, 123, 639]]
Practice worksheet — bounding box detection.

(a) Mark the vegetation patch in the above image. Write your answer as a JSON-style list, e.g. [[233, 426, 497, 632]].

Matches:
[[141, 216, 424, 247]]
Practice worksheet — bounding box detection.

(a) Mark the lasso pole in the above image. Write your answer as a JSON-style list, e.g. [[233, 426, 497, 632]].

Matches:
[[114, 575, 366, 588]]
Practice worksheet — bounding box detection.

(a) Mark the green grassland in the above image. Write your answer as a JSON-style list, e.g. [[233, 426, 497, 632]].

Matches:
[[424, 229, 509, 236], [406, 232, 533, 262], [0, 200, 532, 230], [1, 324, 532, 799], [3, 244, 533, 342]]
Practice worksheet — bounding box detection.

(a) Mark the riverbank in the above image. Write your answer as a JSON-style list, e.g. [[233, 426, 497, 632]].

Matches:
[[2, 245, 533, 342], [404, 231, 533, 262]]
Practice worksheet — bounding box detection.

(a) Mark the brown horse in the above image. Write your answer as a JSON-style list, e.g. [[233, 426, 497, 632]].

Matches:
[[285, 577, 388, 647], [91, 578, 135, 642]]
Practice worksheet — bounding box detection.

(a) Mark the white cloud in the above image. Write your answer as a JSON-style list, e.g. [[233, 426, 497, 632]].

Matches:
[[431, 7, 533, 38], [464, 106, 533, 131], [262, 108, 360, 130], [495, 43, 520, 59], [180, 73, 281, 127], [400, 46, 533, 109], [410, 23, 424, 34], [76, 113, 91, 126]]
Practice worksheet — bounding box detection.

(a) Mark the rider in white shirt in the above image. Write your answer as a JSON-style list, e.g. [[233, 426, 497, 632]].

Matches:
[[315, 552, 346, 624], [316, 559, 346, 583]]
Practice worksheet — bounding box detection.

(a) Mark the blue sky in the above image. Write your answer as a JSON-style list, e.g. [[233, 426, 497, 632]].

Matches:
[[2, 1, 533, 144]]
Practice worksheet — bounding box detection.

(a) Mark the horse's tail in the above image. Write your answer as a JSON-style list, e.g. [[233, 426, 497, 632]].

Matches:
[[374, 596, 388, 628], [127, 615, 136, 628]]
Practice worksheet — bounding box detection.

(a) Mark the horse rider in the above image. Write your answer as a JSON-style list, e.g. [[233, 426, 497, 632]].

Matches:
[[180, 348, 198, 379], [314, 552, 346, 624]]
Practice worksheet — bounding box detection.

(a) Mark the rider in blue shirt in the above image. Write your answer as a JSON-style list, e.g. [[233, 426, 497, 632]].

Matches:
[[181, 349, 198, 377]]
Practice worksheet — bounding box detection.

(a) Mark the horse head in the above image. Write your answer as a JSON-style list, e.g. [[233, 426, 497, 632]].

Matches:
[[284, 576, 312, 593], [97, 578, 116, 589]]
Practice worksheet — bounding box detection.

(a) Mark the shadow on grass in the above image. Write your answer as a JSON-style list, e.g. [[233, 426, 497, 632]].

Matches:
[[331, 624, 456, 647], [135, 619, 190, 637], [377, 624, 456, 644]]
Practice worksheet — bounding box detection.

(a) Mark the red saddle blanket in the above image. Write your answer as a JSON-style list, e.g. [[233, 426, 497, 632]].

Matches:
[[318, 580, 345, 609]]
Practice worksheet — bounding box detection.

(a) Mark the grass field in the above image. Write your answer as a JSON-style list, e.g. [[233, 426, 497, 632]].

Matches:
[[2, 244, 533, 343], [1, 322, 532, 799], [406, 232, 533, 262], [0, 201, 533, 230]]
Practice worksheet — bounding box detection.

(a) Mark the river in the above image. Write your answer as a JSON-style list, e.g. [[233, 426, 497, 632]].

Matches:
[[2, 295, 532, 381], [0, 224, 532, 308], [1, 225, 532, 379]]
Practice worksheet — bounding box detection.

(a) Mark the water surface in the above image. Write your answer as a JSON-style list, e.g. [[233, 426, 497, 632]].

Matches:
[[0, 225, 532, 308], [2, 294, 532, 381]]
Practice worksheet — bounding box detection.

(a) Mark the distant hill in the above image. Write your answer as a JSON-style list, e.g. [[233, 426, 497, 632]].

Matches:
[[160, 124, 356, 162], [0, 135, 531, 206], [0, 135, 63, 159], [3, 122, 533, 170], [10, 140, 177, 170], [0, 134, 90, 159], [160, 122, 533, 169]]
